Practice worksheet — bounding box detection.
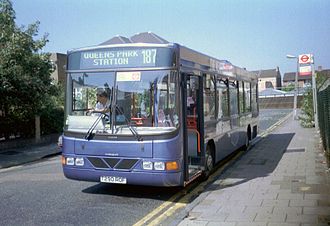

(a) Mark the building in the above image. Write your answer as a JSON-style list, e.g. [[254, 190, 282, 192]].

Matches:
[[283, 67, 330, 88], [253, 67, 282, 92], [282, 72, 311, 88], [50, 53, 67, 85]]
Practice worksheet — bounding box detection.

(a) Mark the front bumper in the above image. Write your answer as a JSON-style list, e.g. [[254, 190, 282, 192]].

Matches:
[[63, 167, 183, 187]]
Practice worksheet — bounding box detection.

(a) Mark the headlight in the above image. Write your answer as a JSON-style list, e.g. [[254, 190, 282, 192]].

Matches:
[[75, 157, 84, 166], [154, 162, 165, 170], [142, 161, 153, 170], [66, 157, 74, 166]]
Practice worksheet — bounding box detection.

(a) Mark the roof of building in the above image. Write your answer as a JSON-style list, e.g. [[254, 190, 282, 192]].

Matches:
[[100, 36, 132, 45], [100, 32, 169, 45], [130, 32, 169, 44], [317, 69, 330, 78], [283, 72, 311, 82], [252, 68, 280, 78]]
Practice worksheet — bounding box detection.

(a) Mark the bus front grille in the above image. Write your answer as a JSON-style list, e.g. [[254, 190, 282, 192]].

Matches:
[[87, 157, 139, 170], [87, 157, 108, 169]]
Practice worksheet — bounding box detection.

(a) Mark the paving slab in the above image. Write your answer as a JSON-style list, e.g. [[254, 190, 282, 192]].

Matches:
[[177, 114, 330, 226]]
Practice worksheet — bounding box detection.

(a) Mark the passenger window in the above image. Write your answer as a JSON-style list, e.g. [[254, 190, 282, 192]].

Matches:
[[229, 81, 238, 115], [203, 74, 216, 120], [245, 82, 251, 112], [216, 79, 229, 118], [238, 81, 245, 113]]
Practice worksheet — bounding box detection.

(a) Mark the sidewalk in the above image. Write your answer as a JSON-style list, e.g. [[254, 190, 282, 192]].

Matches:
[[0, 142, 60, 169], [178, 115, 330, 226]]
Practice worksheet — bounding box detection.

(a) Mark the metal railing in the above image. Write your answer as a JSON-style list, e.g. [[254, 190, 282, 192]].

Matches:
[[317, 78, 330, 167]]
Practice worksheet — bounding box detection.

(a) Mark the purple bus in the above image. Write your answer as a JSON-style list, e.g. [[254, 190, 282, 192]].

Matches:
[[61, 32, 259, 187]]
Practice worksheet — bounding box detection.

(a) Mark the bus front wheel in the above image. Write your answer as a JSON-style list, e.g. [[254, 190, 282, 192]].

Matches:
[[244, 127, 251, 151], [203, 145, 214, 178]]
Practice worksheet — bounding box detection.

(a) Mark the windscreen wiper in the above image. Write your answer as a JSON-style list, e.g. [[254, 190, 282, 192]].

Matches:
[[115, 105, 143, 142], [84, 113, 106, 141]]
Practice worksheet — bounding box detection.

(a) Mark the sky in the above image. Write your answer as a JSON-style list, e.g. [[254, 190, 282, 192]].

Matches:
[[11, 0, 330, 76]]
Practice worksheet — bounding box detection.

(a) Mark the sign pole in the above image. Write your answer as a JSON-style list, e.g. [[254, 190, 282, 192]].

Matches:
[[311, 60, 318, 130], [293, 58, 298, 120], [297, 53, 318, 129]]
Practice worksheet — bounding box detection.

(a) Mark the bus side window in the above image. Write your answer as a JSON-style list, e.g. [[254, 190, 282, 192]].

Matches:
[[187, 94, 197, 129], [238, 81, 245, 114], [186, 75, 199, 129], [229, 81, 238, 115], [217, 79, 229, 119], [245, 82, 251, 112], [203, 74, 215, 119]]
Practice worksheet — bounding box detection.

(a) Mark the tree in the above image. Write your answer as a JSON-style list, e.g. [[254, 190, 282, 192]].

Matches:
[[0, 0, 60, 139]]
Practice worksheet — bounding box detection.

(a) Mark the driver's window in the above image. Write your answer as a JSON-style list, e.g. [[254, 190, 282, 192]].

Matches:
[[71, 72, 114, 115]]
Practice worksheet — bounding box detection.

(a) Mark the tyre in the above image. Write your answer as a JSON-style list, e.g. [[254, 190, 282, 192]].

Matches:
[[244, 133, 250, 151], [203, 145, 214, 178], [244, 128, 251, 151]]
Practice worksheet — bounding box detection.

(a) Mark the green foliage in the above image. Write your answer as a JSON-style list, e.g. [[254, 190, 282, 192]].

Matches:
[[0, 0, 63, 138], [282, 83, 295, 92], [316, 71, 329, 89], [298, 71, 329, 128], [299, 88, 314, 128]]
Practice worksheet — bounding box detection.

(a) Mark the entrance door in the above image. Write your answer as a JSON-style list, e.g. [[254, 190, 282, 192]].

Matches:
[[183, 74, 204, 181]]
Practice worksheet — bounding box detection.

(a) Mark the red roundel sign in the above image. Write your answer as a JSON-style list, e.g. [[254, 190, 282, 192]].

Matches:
[[299, 54, 312, 64]]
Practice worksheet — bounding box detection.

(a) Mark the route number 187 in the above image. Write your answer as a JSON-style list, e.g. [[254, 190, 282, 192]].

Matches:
[[142, 49, 157, 64]]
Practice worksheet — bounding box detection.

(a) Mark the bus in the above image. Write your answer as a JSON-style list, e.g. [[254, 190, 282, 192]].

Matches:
[[61, 32, 259, 187]]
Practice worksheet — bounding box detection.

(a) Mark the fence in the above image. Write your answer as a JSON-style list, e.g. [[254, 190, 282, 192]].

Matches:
[[317, 78, 330, 167]]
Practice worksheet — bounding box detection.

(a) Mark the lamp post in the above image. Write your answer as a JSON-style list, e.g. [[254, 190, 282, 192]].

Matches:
[[286, 54, 299, 120]]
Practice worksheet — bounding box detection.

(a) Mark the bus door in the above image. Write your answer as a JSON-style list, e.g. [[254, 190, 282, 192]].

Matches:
[[183, 74, 204, 181]]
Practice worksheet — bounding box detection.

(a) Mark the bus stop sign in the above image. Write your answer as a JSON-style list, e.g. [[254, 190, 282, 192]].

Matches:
[[299, 54, 313, 64]]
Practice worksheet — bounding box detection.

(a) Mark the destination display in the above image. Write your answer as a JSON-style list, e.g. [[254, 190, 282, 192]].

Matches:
[[68, 47, 175, 70]]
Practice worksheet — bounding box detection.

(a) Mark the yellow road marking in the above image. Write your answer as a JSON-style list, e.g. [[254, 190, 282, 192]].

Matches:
[[133, 189, 185, 226], [135, 151, 244, 226]]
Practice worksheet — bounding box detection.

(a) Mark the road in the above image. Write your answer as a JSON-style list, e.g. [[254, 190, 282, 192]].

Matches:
[[0, 158, 181, 225], [259, 108, 292, 132], [0, 109, 291, 225]]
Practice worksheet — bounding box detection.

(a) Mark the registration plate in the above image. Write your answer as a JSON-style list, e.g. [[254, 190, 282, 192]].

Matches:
[[100, 176, 127, 184]]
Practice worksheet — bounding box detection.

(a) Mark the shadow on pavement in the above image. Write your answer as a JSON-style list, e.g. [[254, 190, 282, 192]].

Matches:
[[206, 132, 295, 191]]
